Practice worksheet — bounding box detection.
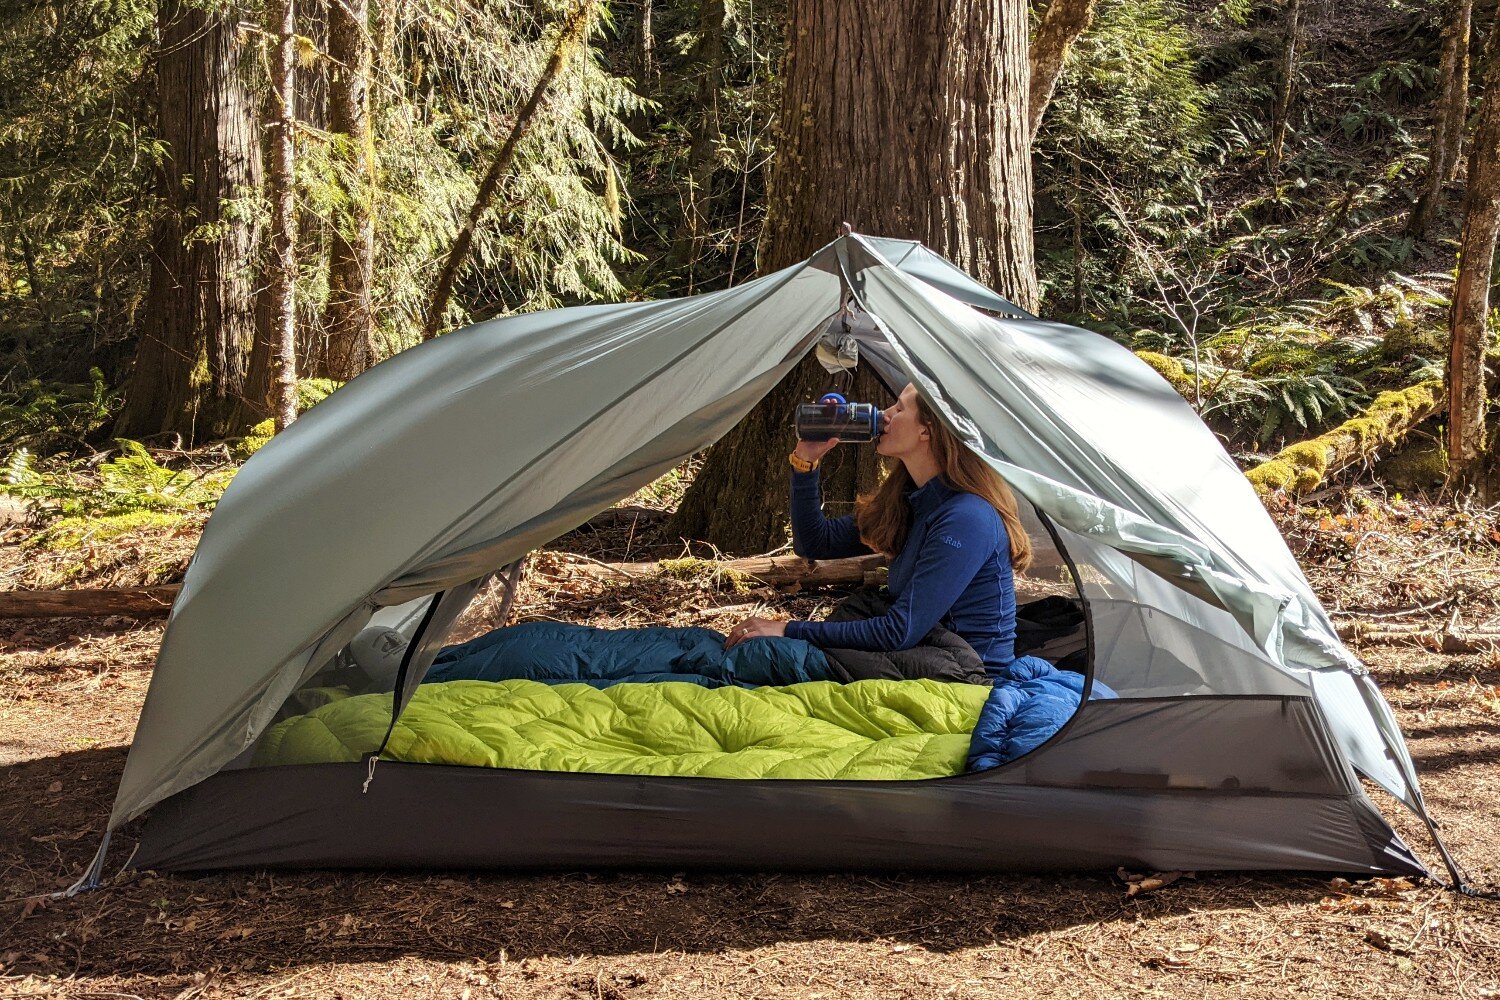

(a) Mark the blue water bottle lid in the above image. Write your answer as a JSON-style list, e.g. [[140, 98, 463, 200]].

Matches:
[[819, 392, 847, 405]]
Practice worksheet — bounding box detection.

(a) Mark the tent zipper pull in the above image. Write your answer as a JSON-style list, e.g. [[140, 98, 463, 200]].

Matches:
[[362, 754, 380, 794]]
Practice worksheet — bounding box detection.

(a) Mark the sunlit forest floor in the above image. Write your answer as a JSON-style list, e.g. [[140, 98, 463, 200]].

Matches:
[[2, 477, 1498, 998]]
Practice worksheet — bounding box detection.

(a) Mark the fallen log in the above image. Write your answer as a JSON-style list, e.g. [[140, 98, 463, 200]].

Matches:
[[0, 585, 181, 619], [569, 505, 668, 528], [1337, 621, 1500, 653], [0, 552, 885, 620], [538, 553, 888, 589], [1244, 380, 1445, 497]]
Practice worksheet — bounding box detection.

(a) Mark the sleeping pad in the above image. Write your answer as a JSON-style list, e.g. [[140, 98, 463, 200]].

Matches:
[[255, 678, 989, 779]]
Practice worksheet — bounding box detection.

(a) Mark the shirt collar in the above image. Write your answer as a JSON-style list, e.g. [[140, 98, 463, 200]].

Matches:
[[906, 475, 956, 520]]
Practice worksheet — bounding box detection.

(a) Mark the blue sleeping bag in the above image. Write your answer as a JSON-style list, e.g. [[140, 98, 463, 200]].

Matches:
[[425, 622, 1115, 771], [966, 655, 1117, 770], [427, 621, 831, 688]]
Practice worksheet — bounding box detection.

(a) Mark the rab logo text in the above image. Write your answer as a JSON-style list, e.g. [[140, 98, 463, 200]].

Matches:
[[940, 534, 962, 548]]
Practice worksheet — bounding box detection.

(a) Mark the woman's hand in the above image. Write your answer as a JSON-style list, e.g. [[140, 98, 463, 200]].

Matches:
[[794, 437, 839, 464], [723, 617, 788, 649]]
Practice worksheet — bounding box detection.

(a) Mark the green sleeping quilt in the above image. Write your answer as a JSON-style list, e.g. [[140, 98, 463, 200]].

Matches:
[[255, 678, 990, 780]]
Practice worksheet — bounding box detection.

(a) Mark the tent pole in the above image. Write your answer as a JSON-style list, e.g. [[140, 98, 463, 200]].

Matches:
[[1354, 674, 1497, 897]]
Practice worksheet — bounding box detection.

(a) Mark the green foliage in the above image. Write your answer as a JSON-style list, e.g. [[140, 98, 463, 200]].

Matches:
[[231, 377, 343, 460], [0, 0, 158, 378], [1034, 0, 1211, 318], [608, 0, 784, 295], [1179, 272, 1449, 446], [1245, 380, 1443, 496], [345, 0, 650, 348], [3, 441, 235, 519], [0, 368, 118, 451], [30, 510, 188, 552]]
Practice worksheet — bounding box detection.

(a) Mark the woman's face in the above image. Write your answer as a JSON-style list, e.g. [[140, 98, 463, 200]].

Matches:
[[876, 383, 932, 460]]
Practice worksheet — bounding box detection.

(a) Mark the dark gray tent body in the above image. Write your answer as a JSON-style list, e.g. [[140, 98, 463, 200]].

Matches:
[[110, 234, 1436, 878]]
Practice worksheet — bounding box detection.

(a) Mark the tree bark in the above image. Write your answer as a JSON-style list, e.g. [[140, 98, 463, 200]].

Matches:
[[1409, 0, 1472, 238], [640, 0, 655, 84], [1266, 0, 1302, 175], [1446, 12, 1500, 490], [674, 0, 727, 288], [421, 1, 596, 342], [669, 0, 1038, 554], [114, 2, 261, 444], [268, 0, 300, 432], [322, 0, 377, 380], [1027, 0, 1099, 140]]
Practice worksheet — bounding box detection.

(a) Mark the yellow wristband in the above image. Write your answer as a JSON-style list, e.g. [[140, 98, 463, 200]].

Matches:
[[788, 451, 819, 473]]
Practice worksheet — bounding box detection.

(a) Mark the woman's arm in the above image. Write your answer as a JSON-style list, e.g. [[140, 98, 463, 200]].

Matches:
[[785, 501, 1000, 650], [789, 466, 872, 559]]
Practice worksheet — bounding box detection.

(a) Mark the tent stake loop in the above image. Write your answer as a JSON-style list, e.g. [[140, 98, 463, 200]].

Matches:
[[53, 830, 112, 899]]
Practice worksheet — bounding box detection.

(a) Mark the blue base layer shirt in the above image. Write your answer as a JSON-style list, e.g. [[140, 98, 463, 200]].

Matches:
[[782, 467, 1019, 674]]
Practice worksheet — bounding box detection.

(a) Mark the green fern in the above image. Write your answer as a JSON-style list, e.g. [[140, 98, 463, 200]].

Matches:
[[1, 441, 235, 520]]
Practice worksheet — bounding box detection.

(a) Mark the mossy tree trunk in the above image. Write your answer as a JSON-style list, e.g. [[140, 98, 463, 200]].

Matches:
[[669, 0, 1037, 555], [1245, 381, 1446, 497], [268, 0, 300, 432], [1447, 11, 1500, 490], [114, 2, 262, 443], [1409, 0, 1472, 239], [321, 0, 378, 380], [1028, 0, 1099, 140], [1266, 0, 1302, 175], [674, 0, 726, 289]]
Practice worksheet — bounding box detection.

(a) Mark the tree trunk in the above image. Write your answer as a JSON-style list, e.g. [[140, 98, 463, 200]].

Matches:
[[1027, 0, 1099, 140], [640, 0, 655, 84], [674, 0, 727, 288], [1266, 0, 1302, 175], [322, 0, 377, 380], [1410, 0, 1472, 238], [1441, 0, 1472, 180], [669, 0, 1037, 554], [269, 0, 300, 432], [1447, 13, 1500, 490], [114, 2, 261, 444]]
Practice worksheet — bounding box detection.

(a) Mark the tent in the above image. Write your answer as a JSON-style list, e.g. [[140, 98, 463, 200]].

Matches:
[[92, 232, 1452, 879]]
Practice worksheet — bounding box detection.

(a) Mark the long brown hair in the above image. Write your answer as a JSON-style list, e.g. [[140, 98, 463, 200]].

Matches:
[[855, 395, 1033, 572]]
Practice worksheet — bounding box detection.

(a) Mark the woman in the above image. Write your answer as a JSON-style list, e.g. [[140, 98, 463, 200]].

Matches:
[[723, 383, 1033, 677]]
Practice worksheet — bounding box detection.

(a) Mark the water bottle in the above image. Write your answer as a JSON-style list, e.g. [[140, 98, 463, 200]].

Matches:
[[794, 392, 885, 443]]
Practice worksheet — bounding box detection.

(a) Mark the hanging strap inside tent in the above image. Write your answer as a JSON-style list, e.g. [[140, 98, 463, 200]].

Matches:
[[363, 589, 445, 793]]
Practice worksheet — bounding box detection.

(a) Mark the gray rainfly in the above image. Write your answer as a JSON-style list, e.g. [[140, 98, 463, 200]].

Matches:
[[78, 233, 1460, 883]]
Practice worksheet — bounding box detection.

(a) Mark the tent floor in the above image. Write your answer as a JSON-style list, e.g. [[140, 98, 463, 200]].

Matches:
[[132, 760, 1426, 876]]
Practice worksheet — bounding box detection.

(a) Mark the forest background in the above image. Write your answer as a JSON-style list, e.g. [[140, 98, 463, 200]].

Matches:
[[3, 0, 1498, 523]]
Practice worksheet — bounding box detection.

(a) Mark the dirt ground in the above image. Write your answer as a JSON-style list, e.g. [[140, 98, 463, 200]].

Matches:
[[2, 509, 1499, 998]]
